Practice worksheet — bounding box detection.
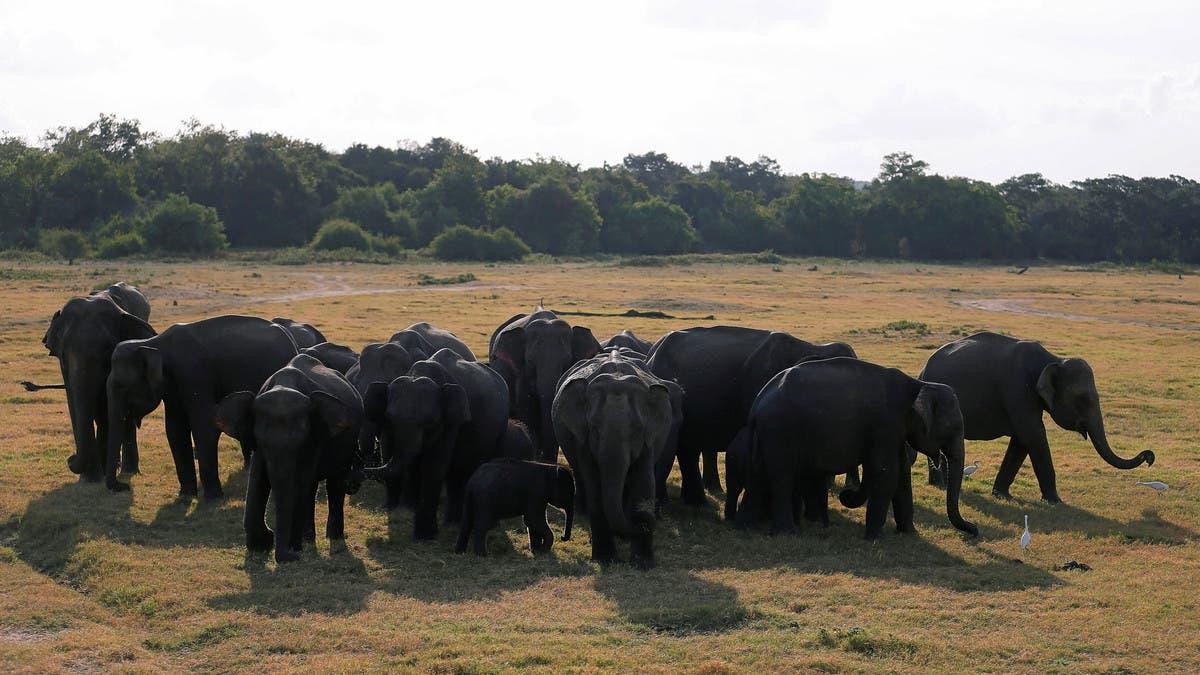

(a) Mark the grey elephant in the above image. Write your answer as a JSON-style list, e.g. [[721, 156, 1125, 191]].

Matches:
[[37, 284, 156, 481], [455, 458, 575, 556], [740, 358, 978, 540], [363, 348, 510, 539], [347, 341, 424, 508], [271, 317, 327, 349], [105, 315, 299, 497], [646, 325, 857, 504], [599, 330, 654, 355], [490, 307, 601, 462], [215, 354, 363, 563], [919, 331, 1155, 503], [390, 322, 476, 361], [553, 351, 675, 568], [299, 342, 360, 375]]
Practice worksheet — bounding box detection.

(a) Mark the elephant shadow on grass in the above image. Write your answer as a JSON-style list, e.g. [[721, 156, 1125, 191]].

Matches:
[[594, 567, 753, 636], [205, 542, 374, 617]]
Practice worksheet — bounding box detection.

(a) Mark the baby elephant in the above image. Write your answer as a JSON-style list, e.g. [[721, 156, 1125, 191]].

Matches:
[[455, 459, 575, 556]]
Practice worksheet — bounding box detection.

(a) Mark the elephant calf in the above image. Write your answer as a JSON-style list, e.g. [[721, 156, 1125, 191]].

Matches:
[[455, 459, 575, 556]]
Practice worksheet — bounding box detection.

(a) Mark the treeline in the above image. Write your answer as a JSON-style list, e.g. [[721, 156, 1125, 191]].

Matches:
[[2, 114, 1199, 263]]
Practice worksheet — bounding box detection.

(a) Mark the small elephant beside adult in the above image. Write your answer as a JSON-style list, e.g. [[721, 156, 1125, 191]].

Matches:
[[39, 283, 156, 481], [553, 351, 676, 568], [363, 348, 511, 539], [271, 317, 327, 349], [490, 307, 601, 462], [920, 331, 1155, 503], [215, 354, 364, 563], [740, 357, 977, 539], [105, 315, 299, 497], [455, 458, 575, 556], [645, 325, 857, 505], [599, 330, 654, 356], [299, 342, 360, 375], [390, 322, 477, 361]]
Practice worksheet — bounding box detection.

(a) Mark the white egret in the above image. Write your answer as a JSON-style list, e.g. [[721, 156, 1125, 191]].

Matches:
[[1020, 515, 1031, 552], [963, 461, 980, 477], [1135, 481, 1169, 491]]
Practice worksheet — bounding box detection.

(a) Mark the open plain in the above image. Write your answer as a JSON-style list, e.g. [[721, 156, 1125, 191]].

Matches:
[[1, 257, 1197, 673]]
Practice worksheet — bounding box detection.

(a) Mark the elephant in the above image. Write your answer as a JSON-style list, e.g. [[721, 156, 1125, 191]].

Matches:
[[553, 351, 675, 568], [299, 342, 360, 375], [271, 317, 327, 349], [724, 426, 822, 525], [738, 357, 978, 539], [454, 458, 575, 556], [919, 331, 1155, 503], [490, 307, 601, 462], [105, 315, 299, 497], [498, 419, 537, 460], [363, 348, 510, 539], [39, 288, 156, 481], [215, 354, 363, 563], [645, 325, 857, 504], [390, 322, 476, 361], [92, 281, 151, 322], [599, 330, 654, 355], [346, 341, 424, 507]]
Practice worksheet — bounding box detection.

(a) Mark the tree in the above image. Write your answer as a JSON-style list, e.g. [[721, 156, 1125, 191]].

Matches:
[[326, 183, 416, 243], [43, 113, 147, 162], [139, 194, 227, 255], [708, 155, 787, 202], [408, 154, 487, 245], [311, 218, 371, 251], [40, 149, 138, 231], [877, 152, 929, 183], [488, 180, 601, 255], [622, 151, 691, 197], [39, 228, 87, 263], [600, 197, 696, 254], [772, 174, 863, 256], [429, 225, 531, 261]]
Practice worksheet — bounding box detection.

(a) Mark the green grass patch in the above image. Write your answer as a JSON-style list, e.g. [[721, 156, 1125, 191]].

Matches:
[[144, 621, 241, 652], [626, 603, 758, 635], [417, 272, 477, 286], [869, 320, 930, 335], [816, 626, 919, 659]]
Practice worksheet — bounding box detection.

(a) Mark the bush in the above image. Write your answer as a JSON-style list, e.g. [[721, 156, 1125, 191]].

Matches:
[[139, 195, 227, 255], [39, 228, 88, 264], [368, 234, 404, 256], [311, 219, 370, 251], [430, 225, 531, 261], [95, 232, 145, 259]]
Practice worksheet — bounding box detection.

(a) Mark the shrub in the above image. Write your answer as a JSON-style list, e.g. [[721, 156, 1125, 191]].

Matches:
[[430, 225, 530, 261], [311, 219, 370, 251], [139, 195, 227, 255], [368, 234, 404, 256], [95, 232, 145, 259], [39, 229, 88, 264]]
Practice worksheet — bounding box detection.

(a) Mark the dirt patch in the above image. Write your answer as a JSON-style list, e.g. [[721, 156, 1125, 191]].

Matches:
[[0, 626, 54, 644], [630, 296, 757, 313], [954, 298, 1200, 331]]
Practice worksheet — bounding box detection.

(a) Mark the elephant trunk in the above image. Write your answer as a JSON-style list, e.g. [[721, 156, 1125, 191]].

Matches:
[[562, 502, 574, 541], [272, 474, 299, 563], [103, 386, 130, 491], [1086, 410, 1154, 470], [363, 429, 422, 481], [599, 453, 634, 538], [943, 436, 978, 536], [535, 369, 562, 462]]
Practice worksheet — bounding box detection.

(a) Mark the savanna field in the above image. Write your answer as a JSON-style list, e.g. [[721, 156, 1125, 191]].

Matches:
[[1, 257, 1198, 673]]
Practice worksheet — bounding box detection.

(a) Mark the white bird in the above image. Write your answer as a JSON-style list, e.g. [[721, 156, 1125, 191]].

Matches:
[[1020, 515, 1031, 552], [1135, 481, 1169, 491], [963, 461, 980, 477]]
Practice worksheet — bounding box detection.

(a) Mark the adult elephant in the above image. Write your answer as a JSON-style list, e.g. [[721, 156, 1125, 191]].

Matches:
[[741, 357, 978, 539], [646, 326, 857, 504], [599, 330, 654, 356], [272, 318, 327, 349], [489, 307, 601, 462], [553, 351, 675, 568], [39, 289, 156, 481], [919, 331, 1155, 503], [363, 348, 509, 539], [347, 341, 423, 508], [105, 315, 299, 497], [390, 322, 476, 361], [215, 354, 363, 563], [93, 282, 151, 322], [300, 342, 360, 375]]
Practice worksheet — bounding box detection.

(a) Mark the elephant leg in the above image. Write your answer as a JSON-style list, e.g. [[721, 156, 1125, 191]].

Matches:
[[677, 447, 706, 506], [288, 484, 312, 554], [164, 403, 198, 497], [626, 458, 657, 569], [893, 450, 915, 534], [862, 457, 895, 540], [326, 481, 346, 540], [1021, 428, 1061, 503], [120, 414, 140, 475], [402, 470, 421, 510], [801, 474, 828, 527], [844, 466, 861, 490], [992, 437, 1030, 501], [525, 511, 553, 552], [413, 457, 444, 540], [244, 454, 273, 552], [444, 472, 467, 525], [471, 516, 492, 556], [767, 464, 797, 536], [191, 421, 224, 500], [702, 448, 722, 492], [583, 467, 618, 563]]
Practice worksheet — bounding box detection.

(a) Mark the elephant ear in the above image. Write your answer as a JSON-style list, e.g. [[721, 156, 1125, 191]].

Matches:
[[43, 310, 64, 357], [139, 346, 166, 399], [119, 313, 156, 341], [214, 391, 255, 441], [312, 390, 360, 436], [363, 381, 389, 424], [643, 383, 675, 459], [912, 385, 938, 443], [491, 326, 525, 374], [442, 384, 471, 426], [1036, 362, 1060, 411], [571, 326, 601, 362], [552, 377, 589, 446]]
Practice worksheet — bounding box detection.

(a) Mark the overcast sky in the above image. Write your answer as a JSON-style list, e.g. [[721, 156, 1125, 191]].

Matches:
[[1, 1, 1197, 183]]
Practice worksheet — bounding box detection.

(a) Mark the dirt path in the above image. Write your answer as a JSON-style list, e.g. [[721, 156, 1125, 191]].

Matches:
[[954, 298, 1200, 332]]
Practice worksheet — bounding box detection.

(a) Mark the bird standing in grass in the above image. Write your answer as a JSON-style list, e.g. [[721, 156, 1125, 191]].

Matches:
[[1020, 515, 1031, 552], [963, 460, 980, 477], [1135, 481, 1169, 491]]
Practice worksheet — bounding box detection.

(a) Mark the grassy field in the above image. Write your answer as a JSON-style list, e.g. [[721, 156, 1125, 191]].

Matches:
[[1, 257, 1197, 673]]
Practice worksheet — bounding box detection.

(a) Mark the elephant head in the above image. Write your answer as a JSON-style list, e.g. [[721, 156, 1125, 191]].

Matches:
[[906, 383, 977, 536], [493, 316, 600, 461], [1037, 358, 1154, 470], [215, 385, 359, 563], [361, 375, 471, 480], [104, 341, 167, 489], [350, 342, 418, 393], [547, 465, 576, 540]]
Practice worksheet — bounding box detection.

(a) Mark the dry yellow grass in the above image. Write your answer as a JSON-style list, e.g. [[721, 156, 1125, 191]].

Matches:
[[1, 258, 1197, 673]]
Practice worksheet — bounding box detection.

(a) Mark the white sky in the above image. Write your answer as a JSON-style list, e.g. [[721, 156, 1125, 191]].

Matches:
[[1, 1, 1197, 184]]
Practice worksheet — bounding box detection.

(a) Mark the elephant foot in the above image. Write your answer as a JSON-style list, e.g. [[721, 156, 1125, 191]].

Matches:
[[326, 525, 345, 541], [412, 523, 439, 541], [120, 463, 140, 476], [303, 526, 317, 543], [1041, 492, 1063, 504], [202, 485, 225, 501], [864, 528, 883, 541], [79, 470, 103, 484], [106, 478, 131, 493], [246, 529, 274, 552], [177, 486, 198, 500], [991, 488, 1014, 501], [630, 552, 656, 570], [703, 478, 723, 494], [274, 549, 300, 564], [680, 490, 707, 507]]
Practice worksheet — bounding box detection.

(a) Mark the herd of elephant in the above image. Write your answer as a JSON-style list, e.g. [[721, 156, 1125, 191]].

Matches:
[[32, 282, 1155, 568]]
